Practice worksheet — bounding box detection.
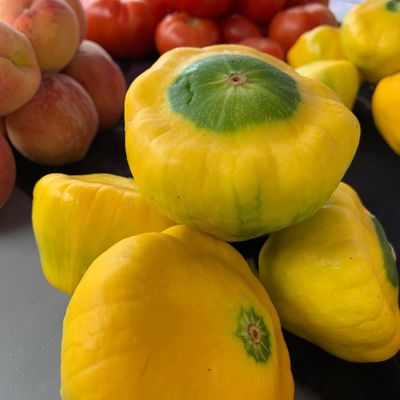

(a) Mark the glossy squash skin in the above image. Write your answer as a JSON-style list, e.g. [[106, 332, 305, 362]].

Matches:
[[125, 44, 360, 242], [372, 71, 400, 155], [287, 26, 346, 69], [32, 173, 175, 294], [258, 182, 400, 362], [296, 60, 361, 109], [61, 225, 294, 400], [340, 0, 400, 83]]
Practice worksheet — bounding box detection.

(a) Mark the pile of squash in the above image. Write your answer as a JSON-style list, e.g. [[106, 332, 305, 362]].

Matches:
[[32, 2, 400, 398], [285, 0, 400, 154]]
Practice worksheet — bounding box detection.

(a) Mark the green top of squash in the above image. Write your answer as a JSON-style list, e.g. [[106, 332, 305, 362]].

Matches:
[[386, 0, 400, 13], [168, 54, 300, 133]]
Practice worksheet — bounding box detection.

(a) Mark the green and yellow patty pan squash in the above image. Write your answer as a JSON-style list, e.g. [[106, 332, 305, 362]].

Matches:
[[61, 225, 294, 400], [340, 0, 400, 83], [125, 44, 360, 242], [258, 182, 400, 362], [32, 173, 175, 295]]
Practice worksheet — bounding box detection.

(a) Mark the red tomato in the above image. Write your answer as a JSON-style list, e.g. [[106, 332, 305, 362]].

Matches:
[[236, 0, 286, 23], [171, 0, 232, 17], [155, 12, 220, 54], [82, 0, 158, 59], [239, 37, 285, 60], [220, 14, 262, 44], [144, 0, 173, 20], [285, 0, 329, 8], [268, 3, 338, 52]]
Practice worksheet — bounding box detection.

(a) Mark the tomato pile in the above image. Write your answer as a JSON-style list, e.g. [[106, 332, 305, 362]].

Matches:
[[81, 0, 338, 61]]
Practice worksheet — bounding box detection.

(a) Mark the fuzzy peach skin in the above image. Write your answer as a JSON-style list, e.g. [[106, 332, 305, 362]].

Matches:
[[0, 0, 80, 72], [0, 119, 5, 137], [63, 40, 127, 131], [6, 73, 99, 166], [62, 0, 87, 41], [0, 21, 41, 117], [0, 134, 16, 208]]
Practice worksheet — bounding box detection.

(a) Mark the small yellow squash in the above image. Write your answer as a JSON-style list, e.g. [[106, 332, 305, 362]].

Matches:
[[372, 71, 400, 155], [32, 173, 175, 294], [296, 60, 361, 109], [61, 225, 294, 400], [287, 26, 346, 69], [258, 182, 400, 362], [340, 0, 400, 83]]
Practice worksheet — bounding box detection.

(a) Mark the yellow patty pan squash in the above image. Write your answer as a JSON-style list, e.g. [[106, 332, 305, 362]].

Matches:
[[61, 225, 294, 400], [32, 173, 175, 295], [287, 26, 346, 69], [340, 0, 400, 83], [258, 182, 400, 362], [372, 72, 400, 155], [125, 44, 360, 242], [296, 60, 361, 109]]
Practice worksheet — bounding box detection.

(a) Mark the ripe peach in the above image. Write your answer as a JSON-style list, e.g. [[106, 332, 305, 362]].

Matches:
[[63, 40, 127, 131], [62, 0, 87, 41], [0, 0, 80, 72], [6, 73, 99, 166], [0, 134, 16, 208], [0, 21, 41, 117], [0, 119, 5, 137]]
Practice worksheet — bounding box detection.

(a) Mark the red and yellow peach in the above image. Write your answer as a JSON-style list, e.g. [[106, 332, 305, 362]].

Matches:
[[0, 21, 41, 117], [0, 0, 80, 72], [62, 0, 87, 41], [6, 73, 99, 166], [63, 40, 127, 131], [0, 131, 16, 208]]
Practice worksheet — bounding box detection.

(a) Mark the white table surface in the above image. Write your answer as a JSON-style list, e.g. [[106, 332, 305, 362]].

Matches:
[[0, 188, 69, 399]]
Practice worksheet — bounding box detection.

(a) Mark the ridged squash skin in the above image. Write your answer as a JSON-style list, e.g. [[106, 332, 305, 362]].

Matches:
[[340, 0, 400, 83], [125, 44, 360, 242], [372, 72, 400, 155], [32, 173, 175, 294], [61, 225, 294, 400], [296, 60, 361, 109], [258, 182, 400, 362], [287, 26, 346, 69]]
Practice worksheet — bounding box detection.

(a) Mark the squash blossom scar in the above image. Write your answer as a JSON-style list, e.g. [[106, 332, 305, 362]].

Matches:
[[235, 306, 271, 363], [227, 73, 247, 86]]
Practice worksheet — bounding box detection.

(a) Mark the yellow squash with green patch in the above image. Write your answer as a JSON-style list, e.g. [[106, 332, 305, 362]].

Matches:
[[258, 182, 400, 362], [32, 173, 175, 294], [125, 44, 360, 242], [61, 225, 294, 400]]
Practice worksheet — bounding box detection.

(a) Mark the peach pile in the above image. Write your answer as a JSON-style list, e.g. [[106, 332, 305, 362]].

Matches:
[[6, 73, 99, 166], [0, 120, 16, 208], [0, 20, 40, 117], [0, 0, 126, 208], [63, 40, 126, 131]]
